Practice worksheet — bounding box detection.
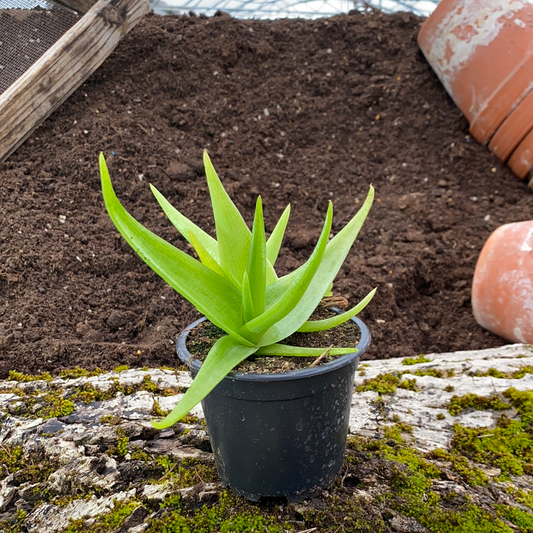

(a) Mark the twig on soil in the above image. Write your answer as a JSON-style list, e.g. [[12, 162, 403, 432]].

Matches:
[[340, 465, 349, 488], [194, 467, 205, 484], [310, 345, 333, 367], [158, 462, 178, 482]]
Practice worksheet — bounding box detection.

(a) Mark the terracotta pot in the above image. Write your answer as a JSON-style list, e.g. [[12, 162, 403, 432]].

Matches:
[[472, 221, 533, 344], [418, 0, 533, 145], [508, 128, 533, 181], [489, 87, 533, 163]]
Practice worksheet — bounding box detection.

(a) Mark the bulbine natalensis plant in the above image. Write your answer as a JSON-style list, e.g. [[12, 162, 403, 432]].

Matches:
[[100, 151, 375, 429]]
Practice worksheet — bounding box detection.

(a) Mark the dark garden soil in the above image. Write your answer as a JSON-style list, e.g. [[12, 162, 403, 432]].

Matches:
[[0, 9, 531, 379]]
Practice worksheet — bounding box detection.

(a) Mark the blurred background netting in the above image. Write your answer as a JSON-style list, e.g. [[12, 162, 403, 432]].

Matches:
[[0, 0, 80, 95], [150, 0, 439, 18]]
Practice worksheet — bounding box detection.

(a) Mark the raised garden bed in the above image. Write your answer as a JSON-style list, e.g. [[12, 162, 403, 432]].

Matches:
[[0, 10, 531, 380]]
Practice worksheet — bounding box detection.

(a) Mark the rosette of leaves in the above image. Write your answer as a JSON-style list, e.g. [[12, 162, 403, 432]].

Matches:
[[100, 151, 375, 429]]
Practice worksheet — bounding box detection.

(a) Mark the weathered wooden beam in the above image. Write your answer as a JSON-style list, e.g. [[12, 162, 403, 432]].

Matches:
[[0, 0, 150, 163]]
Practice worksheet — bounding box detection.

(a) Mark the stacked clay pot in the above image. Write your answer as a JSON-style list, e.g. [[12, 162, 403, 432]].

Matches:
[[418, 0, 533, 184], [472, 221, 533, 344]]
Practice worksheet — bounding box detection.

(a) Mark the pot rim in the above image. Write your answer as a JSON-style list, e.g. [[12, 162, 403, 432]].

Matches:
[[176, 309, 371, 383]]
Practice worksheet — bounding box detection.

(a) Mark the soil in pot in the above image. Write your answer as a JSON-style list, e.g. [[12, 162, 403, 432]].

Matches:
[[187, 303, 362, 374], [0, 10, 531, 379]]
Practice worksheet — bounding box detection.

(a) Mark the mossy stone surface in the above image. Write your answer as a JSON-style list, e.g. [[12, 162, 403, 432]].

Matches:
[[1, 344, 533, 532]]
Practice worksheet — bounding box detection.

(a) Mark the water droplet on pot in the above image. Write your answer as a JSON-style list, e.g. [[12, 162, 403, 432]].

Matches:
[[295, 421, 303, 431], [309, 455, 315, 463]]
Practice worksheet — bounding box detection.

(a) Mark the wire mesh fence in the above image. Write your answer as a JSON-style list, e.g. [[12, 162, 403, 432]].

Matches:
[[150, 0, 439, 18], [0, 0, 80, 95]]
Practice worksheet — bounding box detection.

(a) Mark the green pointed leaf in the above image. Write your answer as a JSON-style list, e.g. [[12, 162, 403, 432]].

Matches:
[[259, 187, 374, 345], [239, 202, 333, 345], [266, 204, 290, 268], [152, 162, 279, 287], [247, 197, 266, 316], [255, 344, 356, 356], [100, 154, 250, 345], [297, 288, 376, 332], [204, 151, 251, 288], [187, 230, 226, 279], [152, 335, 257, 429], [241, 271, 255, 324], [265, 267, 299, 308], [151, 184, 219, 260]]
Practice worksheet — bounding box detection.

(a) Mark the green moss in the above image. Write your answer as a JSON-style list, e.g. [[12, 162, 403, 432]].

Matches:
[[384, 422, 414, 443], [9, 385, 76, 420], [152, 399, 170, 417], [398, 378, 418, 392], [512, 488, 533, 510], [154, 457, 218, 487], [511, 366, 533, 379], [160, 365, 178, 372], [114, 365, 130, 373], [444, 385, 455, 393], [0, 445, 57, 487], [412, 368, 445, 378], [37, 395, 76, 419], [0, 509, 27, 533], [427, 449, 489, 486], [115, 428, 129, 458], [130, 447, 153, 462], [100, 414, 121, 425], [418, 504, 513, 533], [470, 368, 508, 379], [402, 354, 431, 366], [6, 367, 184, 422], [58, 367, 106, 379], [0, 446, 24, 480], [451, 417, 533, 479], [147, 491, 286, 533], [64, 499, 139, 533], [470, 366, 533, 380], [503, 388, 533, 425], [447, 393, 510, 416], [7, 370, 52, 382], [141, 375, 159, 393], [347, 433, 512, 533], [179, 414, 205, 426], [436, 413, 446, 420], [71, 383, 111, 404], [356, 373, 400, 394], [496, 505, 533, 530], [447, 387, 533, 481], [448, 388, 533, 478]]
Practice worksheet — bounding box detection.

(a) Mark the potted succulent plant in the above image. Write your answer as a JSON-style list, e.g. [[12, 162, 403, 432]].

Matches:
[[100, 151, 375, 500]]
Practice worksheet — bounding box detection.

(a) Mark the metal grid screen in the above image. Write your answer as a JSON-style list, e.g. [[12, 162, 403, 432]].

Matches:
[[150, 0, 439, 18], [0, 0, 80, 95]]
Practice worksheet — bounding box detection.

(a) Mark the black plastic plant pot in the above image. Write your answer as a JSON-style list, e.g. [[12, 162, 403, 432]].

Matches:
[[176, 314, 371, 502]]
